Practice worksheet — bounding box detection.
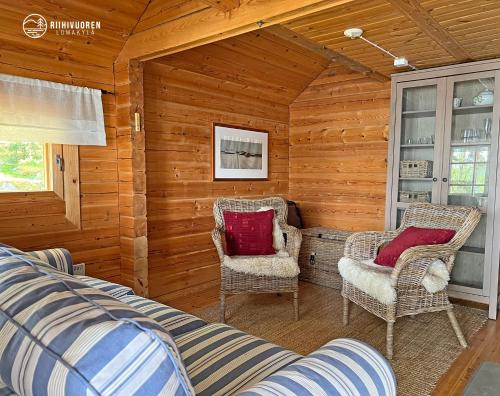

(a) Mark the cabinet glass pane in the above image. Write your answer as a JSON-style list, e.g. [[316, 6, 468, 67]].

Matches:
[[450, 215, 486, 289], [398, 85, 437, 204], [447, 77, 493, 210], [447, 76, 494, 291]]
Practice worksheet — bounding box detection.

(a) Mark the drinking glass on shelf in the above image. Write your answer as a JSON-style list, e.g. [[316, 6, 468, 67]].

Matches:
[[484, 118, 492, 140], [462, 129, 471, 143], [473, 129, 480, 142]]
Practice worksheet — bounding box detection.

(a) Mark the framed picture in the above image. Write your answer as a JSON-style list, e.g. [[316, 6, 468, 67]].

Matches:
[[213, 123, 268, 180]]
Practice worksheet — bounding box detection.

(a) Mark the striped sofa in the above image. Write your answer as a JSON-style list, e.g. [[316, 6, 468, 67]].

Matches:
[[0, 245, 396, 396]]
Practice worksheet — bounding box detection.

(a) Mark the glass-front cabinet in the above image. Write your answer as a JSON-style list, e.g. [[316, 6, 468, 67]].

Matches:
[[387, 63, 500, 319]]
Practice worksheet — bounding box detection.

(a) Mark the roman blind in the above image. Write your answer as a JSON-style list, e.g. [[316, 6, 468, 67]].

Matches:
[[0, 73, 106, 146]]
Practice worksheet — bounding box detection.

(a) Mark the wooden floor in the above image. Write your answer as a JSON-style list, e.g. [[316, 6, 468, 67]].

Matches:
[[169, 283, 499, 395]]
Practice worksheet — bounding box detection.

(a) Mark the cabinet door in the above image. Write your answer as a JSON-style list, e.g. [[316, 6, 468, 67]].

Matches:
[[440, 71, 499, 297], [391, 79, 446, 228]]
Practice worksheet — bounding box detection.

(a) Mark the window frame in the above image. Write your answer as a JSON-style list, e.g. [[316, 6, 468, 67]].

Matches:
[[0, 144, 81, 228]]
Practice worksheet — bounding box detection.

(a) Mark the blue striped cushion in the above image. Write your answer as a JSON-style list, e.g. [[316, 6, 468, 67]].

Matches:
[[0, 247, 194, 396], [119, 295, 206, 337], [0, 382, 15, 396], [175, 323, 301, 396], [26, 248, 74, 274], [75, 275, 135, 298], [238, 338, 397, 396]]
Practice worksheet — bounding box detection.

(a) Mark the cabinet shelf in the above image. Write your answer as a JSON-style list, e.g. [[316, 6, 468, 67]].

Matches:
[[460, 245, 486, 254], [402, 109, 436, 118], [401, 144, 434, 148], [450, 141, 490, 147], [399, 177, 433, 181], [453, 105, 493, 114]]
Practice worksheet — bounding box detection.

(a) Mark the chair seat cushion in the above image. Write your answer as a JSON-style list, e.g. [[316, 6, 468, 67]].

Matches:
[[118, 295, 207, 337], [174, 323, 300, 396], [338, 256, 450, 304], [222, 253, 299, 278]]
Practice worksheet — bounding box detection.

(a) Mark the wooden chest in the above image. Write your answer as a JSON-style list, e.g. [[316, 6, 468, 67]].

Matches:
[[298, 227, 352, 290]]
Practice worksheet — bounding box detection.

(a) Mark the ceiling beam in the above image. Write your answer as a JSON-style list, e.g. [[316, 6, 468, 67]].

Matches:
[[266, 25, 389, 82], [116, 0, 356, 63], [202, 0, 240, 12], [386, 0, 472, 62]]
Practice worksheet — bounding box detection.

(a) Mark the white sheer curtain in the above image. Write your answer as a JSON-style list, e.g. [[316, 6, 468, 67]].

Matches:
[[0, 73, 106, 146]]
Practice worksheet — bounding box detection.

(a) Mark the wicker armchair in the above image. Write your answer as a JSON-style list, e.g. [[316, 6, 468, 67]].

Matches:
[[212, 197, 302, 323], [341, 203, 481, 359]]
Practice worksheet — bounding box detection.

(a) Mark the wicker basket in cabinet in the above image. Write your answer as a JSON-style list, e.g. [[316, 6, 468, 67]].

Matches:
[[298, 227, 352, 290]]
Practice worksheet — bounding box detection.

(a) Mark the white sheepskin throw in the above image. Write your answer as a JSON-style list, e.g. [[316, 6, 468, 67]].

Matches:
[[257, 206, 286, 252], [338, 257, 450, 305], [223, 253, 299, 278]]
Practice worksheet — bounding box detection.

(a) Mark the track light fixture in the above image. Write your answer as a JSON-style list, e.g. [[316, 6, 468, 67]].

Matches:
[[343, 28, 417, 70]]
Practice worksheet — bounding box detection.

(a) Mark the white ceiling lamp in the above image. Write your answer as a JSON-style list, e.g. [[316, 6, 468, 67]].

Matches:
[[343, 28, 417, 70]]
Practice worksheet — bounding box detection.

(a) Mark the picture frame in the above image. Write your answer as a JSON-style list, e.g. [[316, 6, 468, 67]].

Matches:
[[213, 123, 269, 180]]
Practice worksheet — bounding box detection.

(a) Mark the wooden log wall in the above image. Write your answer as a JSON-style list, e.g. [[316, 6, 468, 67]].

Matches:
[[0, 93, 121, 282], [143, 31, 328, 301], [289, 63, 391, 231], [0, 1, 132, 281]]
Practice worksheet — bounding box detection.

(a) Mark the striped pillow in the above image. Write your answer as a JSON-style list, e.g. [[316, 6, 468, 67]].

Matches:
[[238, 338, 396, 396], [0, 247, 194, 396], [26, 248, 74, 274], [75, 275, 135, 298]]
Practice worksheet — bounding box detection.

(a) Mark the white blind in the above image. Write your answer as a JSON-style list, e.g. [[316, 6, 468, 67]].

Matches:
[[0, 73, 106, 146]]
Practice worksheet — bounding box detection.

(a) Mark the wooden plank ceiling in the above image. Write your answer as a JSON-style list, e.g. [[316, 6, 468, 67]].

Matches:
[[2, 0, 499, 87], [285, 0, 500, 77], [0, 0, 150, 89]]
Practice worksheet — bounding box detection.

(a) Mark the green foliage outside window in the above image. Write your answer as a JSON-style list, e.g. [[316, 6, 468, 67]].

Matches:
[[0, 142, 46, 191], [449, 146, 488, 197]]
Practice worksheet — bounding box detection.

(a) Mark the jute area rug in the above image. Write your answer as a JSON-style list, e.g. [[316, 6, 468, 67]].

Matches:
[[193, 282, 487, 396]]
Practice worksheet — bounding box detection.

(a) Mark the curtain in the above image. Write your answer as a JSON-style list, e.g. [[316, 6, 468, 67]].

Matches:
[[0, 73, 106, 146]]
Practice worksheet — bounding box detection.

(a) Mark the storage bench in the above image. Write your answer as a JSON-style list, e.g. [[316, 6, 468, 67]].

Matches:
[[298, 227, 352, 290]]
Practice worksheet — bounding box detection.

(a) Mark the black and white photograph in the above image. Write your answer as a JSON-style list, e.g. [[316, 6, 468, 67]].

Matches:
[[213, 124, 268, 180]]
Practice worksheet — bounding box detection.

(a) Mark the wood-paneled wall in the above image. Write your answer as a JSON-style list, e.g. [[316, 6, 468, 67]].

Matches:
[[143, 30, 328, 301], [0, 0, 149, 91], [0, 93, 121, 282], [289, 63, 391, 231]]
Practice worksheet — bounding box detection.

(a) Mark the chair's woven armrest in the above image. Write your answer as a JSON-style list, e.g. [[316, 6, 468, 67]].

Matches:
[[281, 224, 302, 260], [237, 338, 396, 396], [344, 231, 397, 261], [26, 248, 74, 275], [390, 244, 456, 288], [211, 226, 225, 260]]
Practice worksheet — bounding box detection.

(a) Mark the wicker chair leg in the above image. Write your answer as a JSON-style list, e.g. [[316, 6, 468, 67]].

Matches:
[[447, 308, 467, 348], [220, 292, 226, 323], [343, 296, 350, 326], [293, 291, 299, 321], [386, 321, 395, 360]]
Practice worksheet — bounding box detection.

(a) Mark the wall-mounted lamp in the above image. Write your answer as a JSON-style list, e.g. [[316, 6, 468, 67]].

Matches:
[[343, 27, 417, 70]]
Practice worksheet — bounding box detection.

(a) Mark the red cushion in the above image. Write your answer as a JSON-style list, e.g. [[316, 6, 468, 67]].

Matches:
[[374, 226, 456, 267], [223, 210, 275, 256]]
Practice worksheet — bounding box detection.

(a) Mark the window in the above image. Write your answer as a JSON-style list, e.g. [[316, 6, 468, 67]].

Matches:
[[0, 142, 50, 192], [449, 146, 489, 196]]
